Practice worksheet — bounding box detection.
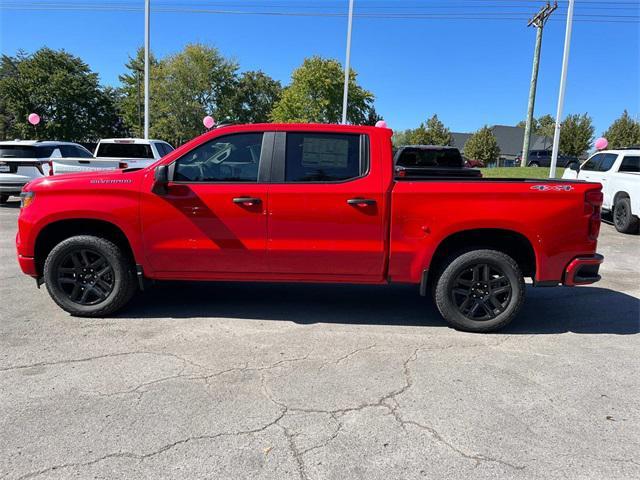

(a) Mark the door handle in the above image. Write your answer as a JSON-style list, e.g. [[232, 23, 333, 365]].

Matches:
[[347, 198, 376, 207], [233, 197, 262, 206]]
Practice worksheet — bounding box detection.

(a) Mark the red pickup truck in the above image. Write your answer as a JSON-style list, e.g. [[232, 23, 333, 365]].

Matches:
[[16, 123, 604, 332]]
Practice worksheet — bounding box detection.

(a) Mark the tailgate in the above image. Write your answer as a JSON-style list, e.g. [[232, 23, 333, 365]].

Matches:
[[52, 158, 121, 175]]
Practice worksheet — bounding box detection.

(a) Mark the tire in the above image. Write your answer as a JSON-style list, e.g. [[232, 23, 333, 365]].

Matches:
[[613, 197, 639, 234], [528, 162, 540, 168], [434, 249, 525, 333], [43, 235, 137, 317], [0, 195, 8, 204]]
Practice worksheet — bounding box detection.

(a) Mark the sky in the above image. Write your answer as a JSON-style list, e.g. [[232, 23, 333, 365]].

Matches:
[[0, 0, 638, 136]]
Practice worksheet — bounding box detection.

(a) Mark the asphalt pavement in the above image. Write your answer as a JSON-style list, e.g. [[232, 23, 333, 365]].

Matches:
[[1, 198, 639, 479]]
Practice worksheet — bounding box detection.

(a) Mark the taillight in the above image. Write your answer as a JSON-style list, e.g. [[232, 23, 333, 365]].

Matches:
[[48, 160, 54, 176], [585, 189, 603, 240], [118, 162, 128, 169]]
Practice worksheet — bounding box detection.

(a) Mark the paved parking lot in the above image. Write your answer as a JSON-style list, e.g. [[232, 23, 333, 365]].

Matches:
[[1, 199, 639, 480]]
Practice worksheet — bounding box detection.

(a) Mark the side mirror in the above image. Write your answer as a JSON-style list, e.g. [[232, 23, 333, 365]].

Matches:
[[569, 163, 580, 173], [152, 165, 169, 195]]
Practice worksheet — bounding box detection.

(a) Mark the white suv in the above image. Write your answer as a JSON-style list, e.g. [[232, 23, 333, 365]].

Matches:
[[52, 138, 174, 174], [0, 140, 93, 203], [563, 148, 640, 233]]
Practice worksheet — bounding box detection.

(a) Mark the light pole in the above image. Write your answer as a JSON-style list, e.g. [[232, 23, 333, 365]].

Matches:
[[341, 0, 354, 125], [549, 0, 575, 178], [144, 0, 150, 139]]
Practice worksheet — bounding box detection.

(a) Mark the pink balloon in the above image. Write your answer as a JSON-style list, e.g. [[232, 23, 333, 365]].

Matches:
[[203, 115, 215, 129], [375, 120, 388, 129], [28, 113, 40, 126], [594, 137, 608, 150]]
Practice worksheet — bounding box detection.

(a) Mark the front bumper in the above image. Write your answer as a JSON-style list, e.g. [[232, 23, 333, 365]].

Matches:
[[563, 254, 604, 286], [0, 182, 28, 195], [17, 254, 37, 277]]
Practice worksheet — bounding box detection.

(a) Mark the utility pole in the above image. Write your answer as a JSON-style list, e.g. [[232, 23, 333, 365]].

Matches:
[[341, 0, 354, 124], [136, 68, 142, 135], [520, 1, 557, 167], [550, 0, 575, 178], [144, 0, 150, 139]]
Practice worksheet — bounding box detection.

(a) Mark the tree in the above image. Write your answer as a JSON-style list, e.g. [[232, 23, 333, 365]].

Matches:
[[0, 48, 125, 141], [408, 114, 453, 145], [517, 114, 555, 138], [559, 113, 594, 157], [117, 47, 159, 138], [151, 43, 238, 145], [229, 70, 282, 124], [463, 126, 500, 164], [603, 110, 640, 149], [392, 129, 412, 147], [271, 56, 374, 124]]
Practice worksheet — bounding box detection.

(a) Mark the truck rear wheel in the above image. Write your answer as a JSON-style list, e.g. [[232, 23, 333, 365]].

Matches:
[[434, 249, 525, 332], [43, 235, 137, 317], [613, 197, 639, 234]]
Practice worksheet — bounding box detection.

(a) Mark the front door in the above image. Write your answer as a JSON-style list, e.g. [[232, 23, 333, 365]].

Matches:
[[141, 132, 271, 274], [267, 131, 386, 280]]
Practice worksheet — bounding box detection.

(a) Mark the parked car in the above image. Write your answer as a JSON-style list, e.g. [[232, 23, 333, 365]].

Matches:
[[563, 148, 639, 233], [464, 157, 485, 168], [516, 150, 579, 169], [52, 138, 174, 174], [0, 140, 93, 203], [394, 145, 481, 178], [16, 123, 603, 332]]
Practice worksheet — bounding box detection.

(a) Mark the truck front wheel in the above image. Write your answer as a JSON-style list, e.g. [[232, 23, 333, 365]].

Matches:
[[43, 235, 137, 317], [434, 249, 525, 332]]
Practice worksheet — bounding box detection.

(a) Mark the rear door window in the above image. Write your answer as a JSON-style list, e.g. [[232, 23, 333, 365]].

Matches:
[[619, 156, 640, 173], [284, 133, 364, 182], [97, 143, 154, 158]]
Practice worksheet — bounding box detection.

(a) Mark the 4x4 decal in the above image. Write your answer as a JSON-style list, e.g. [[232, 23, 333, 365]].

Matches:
[[530, 185, 574, 192]]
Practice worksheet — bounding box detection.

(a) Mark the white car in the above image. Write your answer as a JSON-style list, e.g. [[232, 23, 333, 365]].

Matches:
[[0, 140, 93, 203], [52, 138, 174, 174], [563, 148, 640, 233]]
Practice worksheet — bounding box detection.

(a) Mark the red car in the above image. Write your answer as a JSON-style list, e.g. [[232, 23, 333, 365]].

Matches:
[[16, 123, 603, 332]]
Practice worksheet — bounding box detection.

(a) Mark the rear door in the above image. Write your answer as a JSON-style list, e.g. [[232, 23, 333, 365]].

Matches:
[[141, 131, 272, 274], [267, 131, 386, 279]]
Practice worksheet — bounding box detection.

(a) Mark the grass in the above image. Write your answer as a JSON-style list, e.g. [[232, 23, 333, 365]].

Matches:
[[481, 167, 565, 179]]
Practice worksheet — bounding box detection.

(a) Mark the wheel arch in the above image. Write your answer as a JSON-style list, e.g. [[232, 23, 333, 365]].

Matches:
[[427, 228, 536, 286], [34, 219, 136, 277]]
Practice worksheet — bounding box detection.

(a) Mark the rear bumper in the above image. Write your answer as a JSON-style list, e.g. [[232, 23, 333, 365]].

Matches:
[[563, 254, 604, 286]]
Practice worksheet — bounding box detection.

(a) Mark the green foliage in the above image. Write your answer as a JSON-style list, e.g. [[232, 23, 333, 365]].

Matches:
[[559, 113, 594, 157], [271, 56, 374, 124], [517, 114, 555, 138], [463, 125, 500, 163], [392, 129, 412, 147], [117, 48, 159, 138], [406, 114, 453, 145], [229, 70, 282, 124], [151, 43, 239, 145], [603, 110, 640, 149], [0, 48, 125, 141]]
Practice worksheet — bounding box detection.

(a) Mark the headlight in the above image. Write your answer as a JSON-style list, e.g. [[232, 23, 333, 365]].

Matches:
[[20, 191, 35, 208]]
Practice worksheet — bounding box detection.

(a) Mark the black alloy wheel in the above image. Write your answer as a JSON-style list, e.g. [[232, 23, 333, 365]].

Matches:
[[451, 263, 512, 321], [56, 248, 115, 305]]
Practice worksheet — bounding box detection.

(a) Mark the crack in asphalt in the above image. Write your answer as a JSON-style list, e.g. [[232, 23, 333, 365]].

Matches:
[[7, 341, 526, 479], [0, 351, 206, 373]]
